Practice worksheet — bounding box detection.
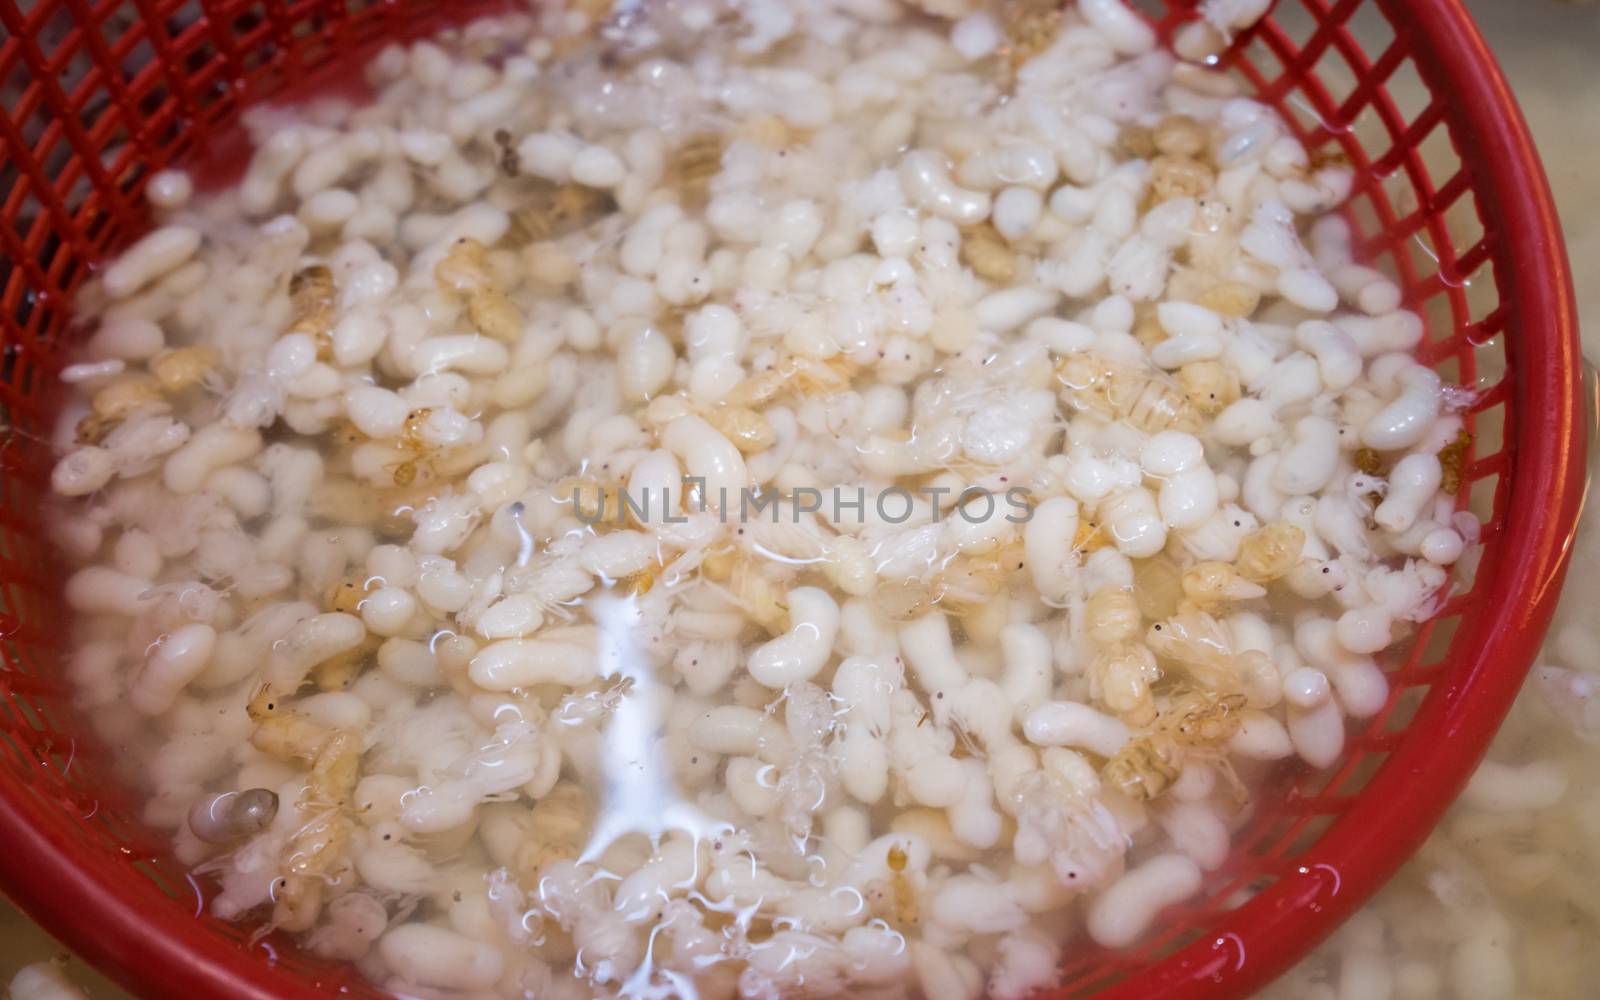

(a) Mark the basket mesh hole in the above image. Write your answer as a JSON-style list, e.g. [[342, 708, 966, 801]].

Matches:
[[1432, 352, 1460, 387], [4, 181, 42, 248], [7, 300, 35, 347], [292, 4, 342, 38], [1415, 125, 1457, 194], [1342, 190, 1384, 242], [94, 117, 132, 174], [1346, 2, 1396, 60], [1380, 681, 1432, 733], [1281, 813, 1337, 859], [1467, 469, 1502, 527], [1417, 283, 1455, 347], [1296, 29, 1363, 119], [18, 96, 55, 154], [96, 3, 141, 39], [120, 35, 158, 82], [98, 7, 139, 53], [31, 5, 78, 62], [242, 33, 279, 75], [175, 30, 221, 82], [58, 44, 98, 100], [134, 83, 174, 133], [1404, 225, 1443, 288], [1470, 399, 1507, 472], [1238, 37, 1288, 93], [77, 88, 115, 138], [1467, 340, 1503, 395], [1254, 810, 1316, 863], [1329, 749, 1388, 798], [1440, 190, 1488, 270], [40, 132, 73, 186], [169, 0, 205, 27], [1378, 53, 1430, 134], [59, 176, 93, 226], [233, 3, 269, 36], [1462, 259, 1500, 333], [1310, 737, 1386, 803], [1270, 0, 1323, 51], [38, 239, 71, 302]]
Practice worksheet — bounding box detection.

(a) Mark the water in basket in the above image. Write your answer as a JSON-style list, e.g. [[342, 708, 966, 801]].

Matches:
[[0, 1, 1584, 997]]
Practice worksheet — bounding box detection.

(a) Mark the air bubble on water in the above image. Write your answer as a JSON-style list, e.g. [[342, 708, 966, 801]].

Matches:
[[510, 501, 534, 568], [426, 628, 456, 654]]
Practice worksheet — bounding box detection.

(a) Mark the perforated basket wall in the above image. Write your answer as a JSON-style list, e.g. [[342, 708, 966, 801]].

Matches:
[[0, 1, 1584, 998]]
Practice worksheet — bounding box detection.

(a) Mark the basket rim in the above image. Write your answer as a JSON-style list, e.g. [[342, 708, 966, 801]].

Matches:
[[0, 0, 1586, 998]]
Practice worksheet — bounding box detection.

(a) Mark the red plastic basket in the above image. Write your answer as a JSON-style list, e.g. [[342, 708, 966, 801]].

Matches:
[[0, 1, 1585, 997]]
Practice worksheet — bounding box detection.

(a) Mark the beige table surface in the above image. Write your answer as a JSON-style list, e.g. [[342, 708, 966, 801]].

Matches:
[[2, 0, 1597, 995]]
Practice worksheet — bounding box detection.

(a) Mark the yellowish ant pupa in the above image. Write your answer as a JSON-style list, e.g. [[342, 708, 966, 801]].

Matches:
[[960, 222, 1018, 284], [288, 264, 337, 359], [1102, 689, 1247, 801], [1152, 114, 1210, 159], [510, 182, 616, 244], [306, 729, 362, 809], [1195, 281, 1261, 319], [150, 345, 220, 393], [1146, 611, 1241, 693], [1132, 554, 1185, 622], [1235, 523, 1307, 584], [724, 354, 857, 408], [665, 132, 725, 206], [1180, 561, 1266, 611], [251, 712, 332, 763], [1085, 587, 1143, 646], [1001, 0, 1063, 74], [1177, 360, 1241, 415], [704, 405, 776, 454], [1147, 154, 1216, 204], [1056, 355, 1203, 435], [1092, 643, 1161, 727], [313, 635, 381, 692], [515, 782, 595, 886]]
